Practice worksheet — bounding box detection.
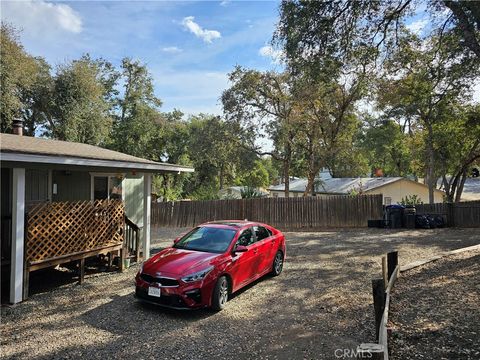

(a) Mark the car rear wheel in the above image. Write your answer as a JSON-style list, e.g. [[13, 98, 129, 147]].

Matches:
[[272, 250, 284, 276], [211, 276, 229, 311]]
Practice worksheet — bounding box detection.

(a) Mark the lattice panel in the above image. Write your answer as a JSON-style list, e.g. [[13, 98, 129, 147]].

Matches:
[[26, 199, 125, 264]]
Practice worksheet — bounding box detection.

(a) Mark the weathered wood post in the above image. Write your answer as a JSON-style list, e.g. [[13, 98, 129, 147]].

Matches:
[[79, 258, 85, 284], [387, 251, 398, 280], [372, 278, 386, 340], [382, 256, 388, 288]]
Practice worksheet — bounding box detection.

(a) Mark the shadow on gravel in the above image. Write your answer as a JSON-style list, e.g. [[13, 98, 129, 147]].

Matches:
[[389, 252, 480, 360], [2, 228, 479, 360]]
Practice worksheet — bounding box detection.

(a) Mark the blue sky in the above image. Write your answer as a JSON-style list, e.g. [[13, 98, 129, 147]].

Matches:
[[1, 0, 283, 115]]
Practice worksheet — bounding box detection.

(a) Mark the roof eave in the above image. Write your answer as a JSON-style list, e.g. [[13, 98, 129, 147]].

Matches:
[[0, 152, 194, 173]]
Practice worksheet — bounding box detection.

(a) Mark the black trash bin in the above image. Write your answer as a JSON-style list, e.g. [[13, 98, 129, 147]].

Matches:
[[404, 205, 416, 229], [386, 205, 404, 228]]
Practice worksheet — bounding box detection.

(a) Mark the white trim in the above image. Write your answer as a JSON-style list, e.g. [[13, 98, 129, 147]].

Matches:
[[1, 153, 194, 173], [11, 168, 25, 304], [143, 174, 152, 259]]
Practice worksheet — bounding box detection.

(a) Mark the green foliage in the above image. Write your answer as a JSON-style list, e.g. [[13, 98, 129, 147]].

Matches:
[[240, 186, 264, 199], [399, 195, 423, 206], [48, 56, 115, 145], [359, 119, 412, 176], [0, 24, 48, 134]]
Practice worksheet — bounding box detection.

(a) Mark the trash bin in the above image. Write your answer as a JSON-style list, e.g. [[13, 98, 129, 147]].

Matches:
[[386, 205, 404, 228], [404, 205, 416, 229]]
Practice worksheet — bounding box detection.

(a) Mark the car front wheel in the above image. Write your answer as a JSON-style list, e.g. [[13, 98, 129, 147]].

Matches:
[[272, 250, 284, 276], [211, 276, 229, 311]]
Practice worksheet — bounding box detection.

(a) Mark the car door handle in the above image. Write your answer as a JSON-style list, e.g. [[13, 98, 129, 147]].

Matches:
[[253, 248, 258, 254]]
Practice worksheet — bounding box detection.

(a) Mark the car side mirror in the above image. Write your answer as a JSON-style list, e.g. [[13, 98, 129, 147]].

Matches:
[[234, 245, 248, 253]]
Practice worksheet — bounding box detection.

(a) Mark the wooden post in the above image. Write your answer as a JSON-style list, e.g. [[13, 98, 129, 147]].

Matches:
[[372, 278, 385, 340], [11, 168, 25, 304], [382, 256, 388, 288], [23, 264, 29, 301], [357, 343, 384, 360], [387, 251, 398, 280], [108, 251, 113, 269], [119, 247, 125, 272], [79, 258, 85, 284]]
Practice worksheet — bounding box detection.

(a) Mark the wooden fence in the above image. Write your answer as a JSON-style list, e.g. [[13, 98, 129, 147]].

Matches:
[[415, 200, 480, 228], [151, 195, 384, 230]]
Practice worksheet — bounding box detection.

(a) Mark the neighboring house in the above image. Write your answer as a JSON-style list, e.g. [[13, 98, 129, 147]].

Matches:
[[218, 186, 269, 199], [1, 132, 193, 304], [437, 177, 480, 201], [268, 177, 445, 205]]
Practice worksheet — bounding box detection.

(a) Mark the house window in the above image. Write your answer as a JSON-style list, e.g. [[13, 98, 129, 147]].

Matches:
[[91, 174, 124, 201], [273, 193, 278, 198], [384, 197, 392, 205]]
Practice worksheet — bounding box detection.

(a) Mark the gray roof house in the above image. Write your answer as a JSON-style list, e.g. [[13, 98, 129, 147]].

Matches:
[[1, 133, 193, 304], [268, 177, 445, 205]]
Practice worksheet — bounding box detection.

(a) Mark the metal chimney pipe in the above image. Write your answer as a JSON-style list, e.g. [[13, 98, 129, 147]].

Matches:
[[12, 118, 23, 136]]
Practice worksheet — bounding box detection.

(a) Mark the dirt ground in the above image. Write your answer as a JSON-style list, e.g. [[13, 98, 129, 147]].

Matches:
[[1, 227, 479, 360], [389, 248, 480, 360]]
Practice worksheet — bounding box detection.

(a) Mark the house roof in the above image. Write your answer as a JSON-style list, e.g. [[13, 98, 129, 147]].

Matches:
[[0, 133, 194, 173], [269, 177, 443, 194]]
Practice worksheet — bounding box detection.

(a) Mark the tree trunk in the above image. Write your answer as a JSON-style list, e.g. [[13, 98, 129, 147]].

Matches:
[[283, 142, 291, 197], [304, 140, 316, 197], [454, 169, 467, 202], [426, 122, 435, 204]]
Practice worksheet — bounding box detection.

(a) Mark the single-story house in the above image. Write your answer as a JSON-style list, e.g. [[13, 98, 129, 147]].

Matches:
[[268, 177, 445, 205], [1, 132, 193, 304], [218, 186, 269, 199]]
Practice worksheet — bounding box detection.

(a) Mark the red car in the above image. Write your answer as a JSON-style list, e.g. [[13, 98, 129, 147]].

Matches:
[[135, 220, 286, 310]]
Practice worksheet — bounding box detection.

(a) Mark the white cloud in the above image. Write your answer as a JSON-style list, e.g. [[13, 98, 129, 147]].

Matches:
[[162, 46, 183, 54], [220, 0, 230, 6], [1, 0, 82, 35], [259, 45, 283, 64], [181, 16, 221, 43], [406, 18, 428, 35]]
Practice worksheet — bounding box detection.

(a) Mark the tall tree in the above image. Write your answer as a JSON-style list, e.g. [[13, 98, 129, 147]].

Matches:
[[110, 58, 162, 157], [46, 56, 116, 145], [435, 104, 480, 202], [274, 0, 480, 74], [0, 23, 49, 134], [377, 33, 479, 203], [222, 66, 299, 196]]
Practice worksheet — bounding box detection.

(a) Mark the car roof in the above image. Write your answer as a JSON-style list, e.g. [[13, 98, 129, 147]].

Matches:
[[200, 220, 258, 229]]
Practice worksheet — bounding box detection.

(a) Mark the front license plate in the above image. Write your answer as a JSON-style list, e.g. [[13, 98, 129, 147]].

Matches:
[[148, 287, 161, 297]]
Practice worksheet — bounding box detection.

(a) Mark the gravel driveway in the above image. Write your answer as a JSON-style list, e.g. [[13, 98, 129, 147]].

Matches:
[[1, 227, 479, 359]]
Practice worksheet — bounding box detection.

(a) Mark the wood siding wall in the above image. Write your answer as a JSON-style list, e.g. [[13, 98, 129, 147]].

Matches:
[[52, 170, 90, 202], [151, 195, 384, 231], [415, 200, 480, 228]]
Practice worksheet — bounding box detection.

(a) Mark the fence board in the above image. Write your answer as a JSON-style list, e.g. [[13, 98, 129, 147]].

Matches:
[[414, 200, 480, 228], [151, 195, 384, 231]]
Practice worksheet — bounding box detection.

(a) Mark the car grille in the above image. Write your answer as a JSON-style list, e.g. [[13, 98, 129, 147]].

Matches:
[[139, 273, 179, 287], [135, 287, 187, 308]]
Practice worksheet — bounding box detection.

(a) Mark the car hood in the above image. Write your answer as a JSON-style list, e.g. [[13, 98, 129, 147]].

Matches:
[[143, 247, 221, 276]]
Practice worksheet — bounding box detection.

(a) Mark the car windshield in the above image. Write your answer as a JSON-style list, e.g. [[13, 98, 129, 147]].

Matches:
[[173, 227, 237, 253]]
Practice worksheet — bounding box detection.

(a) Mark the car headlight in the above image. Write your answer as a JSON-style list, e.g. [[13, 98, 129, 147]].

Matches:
[[138, 262, 144, 274], [181, 266, 214, 283]]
